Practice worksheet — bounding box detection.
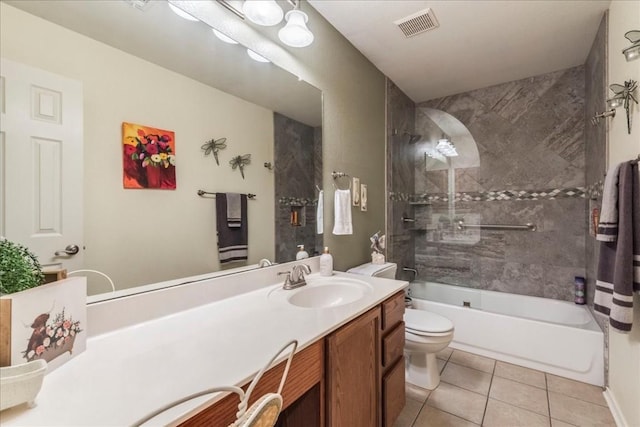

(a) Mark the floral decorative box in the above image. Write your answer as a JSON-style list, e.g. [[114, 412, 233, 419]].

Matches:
[[0, 277, 86, 372]]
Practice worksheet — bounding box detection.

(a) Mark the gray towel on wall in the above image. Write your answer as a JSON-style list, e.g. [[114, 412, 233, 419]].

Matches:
[[594, 161, 640, 332], [216, 193, 248, 264], [596, 162, 622, 241], [227, 193, 242, 228]]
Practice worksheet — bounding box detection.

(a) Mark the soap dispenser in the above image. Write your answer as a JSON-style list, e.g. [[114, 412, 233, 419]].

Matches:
[[319, 247, 333, 276], [296, 245, 309, 260]]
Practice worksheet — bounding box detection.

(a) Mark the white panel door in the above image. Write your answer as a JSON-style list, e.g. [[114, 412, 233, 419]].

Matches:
[[0, 58, 83, 272]]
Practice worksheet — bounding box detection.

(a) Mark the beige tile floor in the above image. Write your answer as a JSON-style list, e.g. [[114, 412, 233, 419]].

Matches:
[[395, 348, 615, 427]]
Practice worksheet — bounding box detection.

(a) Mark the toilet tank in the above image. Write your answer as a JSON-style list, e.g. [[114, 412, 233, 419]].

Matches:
[[346, 262, 398, 279]]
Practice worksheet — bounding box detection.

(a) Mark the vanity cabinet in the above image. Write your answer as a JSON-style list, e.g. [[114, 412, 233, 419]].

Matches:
[[324, 291, 405, 427], [380, 292, 406, 427], [326, 306, 381, 427], [181, 291, 406, 427], [180, 339, 324, 427]]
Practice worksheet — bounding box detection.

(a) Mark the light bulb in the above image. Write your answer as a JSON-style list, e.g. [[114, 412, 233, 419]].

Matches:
[[212, 29, 238, 44], [247, 49, 270, 63], [278, 10, 314, 48], [168, 3, 199, 22], [242, 0, 283, 26]]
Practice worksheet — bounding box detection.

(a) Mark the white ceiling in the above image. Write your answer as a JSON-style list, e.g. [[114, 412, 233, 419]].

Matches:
[[309, 0, 611, 102], [4, 0, 322, 126]]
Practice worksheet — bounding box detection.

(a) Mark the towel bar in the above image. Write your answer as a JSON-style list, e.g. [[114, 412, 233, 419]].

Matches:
[[197, 190, 256, 199], [457, 220, 536, 231]]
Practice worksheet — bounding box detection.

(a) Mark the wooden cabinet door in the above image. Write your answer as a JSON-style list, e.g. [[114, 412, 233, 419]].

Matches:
[[326, 307, 380, 427]]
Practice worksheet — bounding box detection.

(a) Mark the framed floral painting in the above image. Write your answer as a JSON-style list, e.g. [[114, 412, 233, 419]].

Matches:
[[122, 122, 176, 189]]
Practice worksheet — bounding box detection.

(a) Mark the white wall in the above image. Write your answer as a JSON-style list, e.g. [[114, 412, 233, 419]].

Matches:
[[0, 4, 275, 291], [606, 1, 640, 426]]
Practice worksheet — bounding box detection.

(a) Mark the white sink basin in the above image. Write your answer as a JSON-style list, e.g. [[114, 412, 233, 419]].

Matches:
[[269, 276, 372, 309]]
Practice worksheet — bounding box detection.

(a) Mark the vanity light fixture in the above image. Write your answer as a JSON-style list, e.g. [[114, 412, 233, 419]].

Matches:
[[278, 4, 314, 48], [247, 49, 271, 63], [436, 138, 458, 157], [242, 0, 284, 27], [168, 2, 199, 21], [212, 28, 239, 44], [622, 30, 640, 62], [425, 149, 446, 163]]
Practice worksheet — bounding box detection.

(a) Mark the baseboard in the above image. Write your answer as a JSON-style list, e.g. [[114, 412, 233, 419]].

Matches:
[[603, 387, 628, 427]]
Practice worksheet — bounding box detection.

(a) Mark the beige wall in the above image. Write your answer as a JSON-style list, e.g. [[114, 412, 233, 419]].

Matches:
[[1, 4, 276, 291], [296, 6, 387, 271], [606, 1, 640, 425]]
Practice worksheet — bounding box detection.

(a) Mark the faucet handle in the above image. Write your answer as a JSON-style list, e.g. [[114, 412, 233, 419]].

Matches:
[[278, 271, 292, 287]]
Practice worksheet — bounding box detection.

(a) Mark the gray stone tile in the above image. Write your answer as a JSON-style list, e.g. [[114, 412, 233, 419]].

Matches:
[[494, 361, 546, 389], [425, 382, 488, 424], [441, 362, 492, 395], [489, 376, 549, 416], [548, 392, 615, 426], [393, 397, 423, 427], [505, 232, 585, 268], [543, 266, 586, 302], [483, 398, 550, 427], [449, 350, 495, 374], [546, 374, 607, 406], [413, 405, 480, 427]]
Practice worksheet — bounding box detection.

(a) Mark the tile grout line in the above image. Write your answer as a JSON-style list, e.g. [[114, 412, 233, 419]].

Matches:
[[479, 360, 497, 426], [545, 373, 552, 426]]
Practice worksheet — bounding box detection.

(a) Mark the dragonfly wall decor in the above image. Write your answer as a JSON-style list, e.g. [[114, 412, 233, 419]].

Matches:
[[230, 154, 251, 179], [201, 137, 227, 165], [608, 80, 638, 134]]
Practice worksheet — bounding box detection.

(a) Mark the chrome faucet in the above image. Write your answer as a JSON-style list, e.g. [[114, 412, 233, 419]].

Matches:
[[258, 258, 273, 268], [278, 264, 312, 290]]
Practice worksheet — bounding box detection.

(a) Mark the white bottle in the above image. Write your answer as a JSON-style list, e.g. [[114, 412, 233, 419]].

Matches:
[[296, 245, 309, 260], [319, 246, 333, 276]]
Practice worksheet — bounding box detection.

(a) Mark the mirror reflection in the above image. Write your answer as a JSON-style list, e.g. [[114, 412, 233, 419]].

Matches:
[[0, 0, 323, 297]]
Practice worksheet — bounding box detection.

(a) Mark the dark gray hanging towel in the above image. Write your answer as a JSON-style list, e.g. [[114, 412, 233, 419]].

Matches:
[[594, 161, 640, 332], [216, 193, 248, 264]]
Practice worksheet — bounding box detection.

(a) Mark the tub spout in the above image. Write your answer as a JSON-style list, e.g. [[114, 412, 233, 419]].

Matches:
[[403, 267, 418, 280]]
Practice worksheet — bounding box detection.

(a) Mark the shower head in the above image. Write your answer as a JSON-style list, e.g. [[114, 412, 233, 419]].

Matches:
[[404, 131, 422, 143]]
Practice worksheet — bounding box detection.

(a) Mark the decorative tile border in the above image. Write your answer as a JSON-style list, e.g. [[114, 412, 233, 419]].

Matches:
[[390, 186, 589, 203], [278, 197, 317, 206]]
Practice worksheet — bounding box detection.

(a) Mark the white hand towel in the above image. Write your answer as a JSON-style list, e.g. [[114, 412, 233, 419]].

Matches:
[[333, 189, 353, 235], [317, 190, 324, 234]]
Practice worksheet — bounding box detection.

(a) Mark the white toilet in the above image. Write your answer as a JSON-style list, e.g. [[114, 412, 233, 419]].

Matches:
[[404, 308, 454, 390], [346, 262, 454, 390]]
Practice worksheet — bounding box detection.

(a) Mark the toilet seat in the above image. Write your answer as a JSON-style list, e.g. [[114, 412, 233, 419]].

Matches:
[[405, 309, 453, 335]]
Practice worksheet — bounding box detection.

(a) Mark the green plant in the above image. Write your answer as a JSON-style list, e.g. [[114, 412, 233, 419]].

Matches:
[[0, 238, 44, 294]]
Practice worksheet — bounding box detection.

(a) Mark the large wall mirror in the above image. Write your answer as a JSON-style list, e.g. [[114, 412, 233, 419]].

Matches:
[[0, 0, 323, 297]]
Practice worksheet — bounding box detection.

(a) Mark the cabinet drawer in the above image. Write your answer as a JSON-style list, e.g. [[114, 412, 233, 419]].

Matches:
[[382, 356, 406, 427], [382, 291, 405, 331], [382, 322, 405, 368]]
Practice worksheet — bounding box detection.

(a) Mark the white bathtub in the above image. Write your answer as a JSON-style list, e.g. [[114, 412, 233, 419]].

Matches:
[[410, 281, 604, 386]]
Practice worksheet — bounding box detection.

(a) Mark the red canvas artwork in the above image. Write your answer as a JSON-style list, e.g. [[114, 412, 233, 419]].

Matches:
[[122, 122, 176, 189]]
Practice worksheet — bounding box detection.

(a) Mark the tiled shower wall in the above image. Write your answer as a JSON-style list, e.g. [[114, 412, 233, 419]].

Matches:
[[274, 112, 322, 262], [585, 13, 608, 312], [386, 80, 416, 282], [413, 66, 587, 301]]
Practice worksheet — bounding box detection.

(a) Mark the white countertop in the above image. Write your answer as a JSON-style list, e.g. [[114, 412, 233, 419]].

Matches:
[[0, 268, 407, 426]]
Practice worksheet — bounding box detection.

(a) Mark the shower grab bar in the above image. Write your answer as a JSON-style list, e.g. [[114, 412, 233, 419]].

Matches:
[[401, 216, 415, 223], [457, 220, 536, 232]]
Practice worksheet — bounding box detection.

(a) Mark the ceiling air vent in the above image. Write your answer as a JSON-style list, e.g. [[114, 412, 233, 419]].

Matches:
[[394, 8, 439, 38]]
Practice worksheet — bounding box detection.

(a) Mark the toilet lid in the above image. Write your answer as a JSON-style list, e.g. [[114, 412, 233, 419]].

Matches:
[[404, 309, 453, 334], [346, 262, 396, 277]]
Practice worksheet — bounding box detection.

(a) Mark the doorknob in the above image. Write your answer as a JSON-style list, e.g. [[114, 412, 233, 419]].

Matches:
[[55, 244, 80, 256]]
